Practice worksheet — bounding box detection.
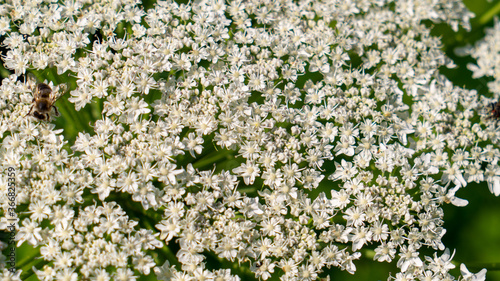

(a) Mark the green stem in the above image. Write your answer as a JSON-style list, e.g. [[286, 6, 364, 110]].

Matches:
[[236, 187, 258, 193], [20, 258, 46, 281], [479, 2, 500, 25], [16, 245, 41, 270], [192, 148, 234, 169], [159, 244, 180, 267], [464, 262, 500, 271], [56, 99, 86, 134]]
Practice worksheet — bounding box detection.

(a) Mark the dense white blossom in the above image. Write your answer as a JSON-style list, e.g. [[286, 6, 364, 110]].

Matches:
[[0, 0, 493, 280]]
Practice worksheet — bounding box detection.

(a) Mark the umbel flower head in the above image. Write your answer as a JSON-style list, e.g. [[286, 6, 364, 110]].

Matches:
[[0, 0, 495, 280]]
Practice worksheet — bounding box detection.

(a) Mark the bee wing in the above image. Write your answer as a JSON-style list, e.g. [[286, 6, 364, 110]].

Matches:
[[26, 73, 37, 84], [26, 73, 39, 96], [58, 83, 68, 93], [53, 83, 69, 102]]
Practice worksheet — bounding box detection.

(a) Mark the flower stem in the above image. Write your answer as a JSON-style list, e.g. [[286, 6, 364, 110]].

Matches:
[[192, 148, 235, 169], [479, 2, 500, 25]]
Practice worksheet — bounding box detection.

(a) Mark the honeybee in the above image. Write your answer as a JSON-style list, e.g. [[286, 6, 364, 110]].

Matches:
[[25, 82, 66, 121]]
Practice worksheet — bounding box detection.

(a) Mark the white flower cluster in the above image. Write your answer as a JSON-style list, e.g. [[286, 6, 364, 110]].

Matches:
[[0, 0, 494, 280], [463, 19, 500, 96]]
